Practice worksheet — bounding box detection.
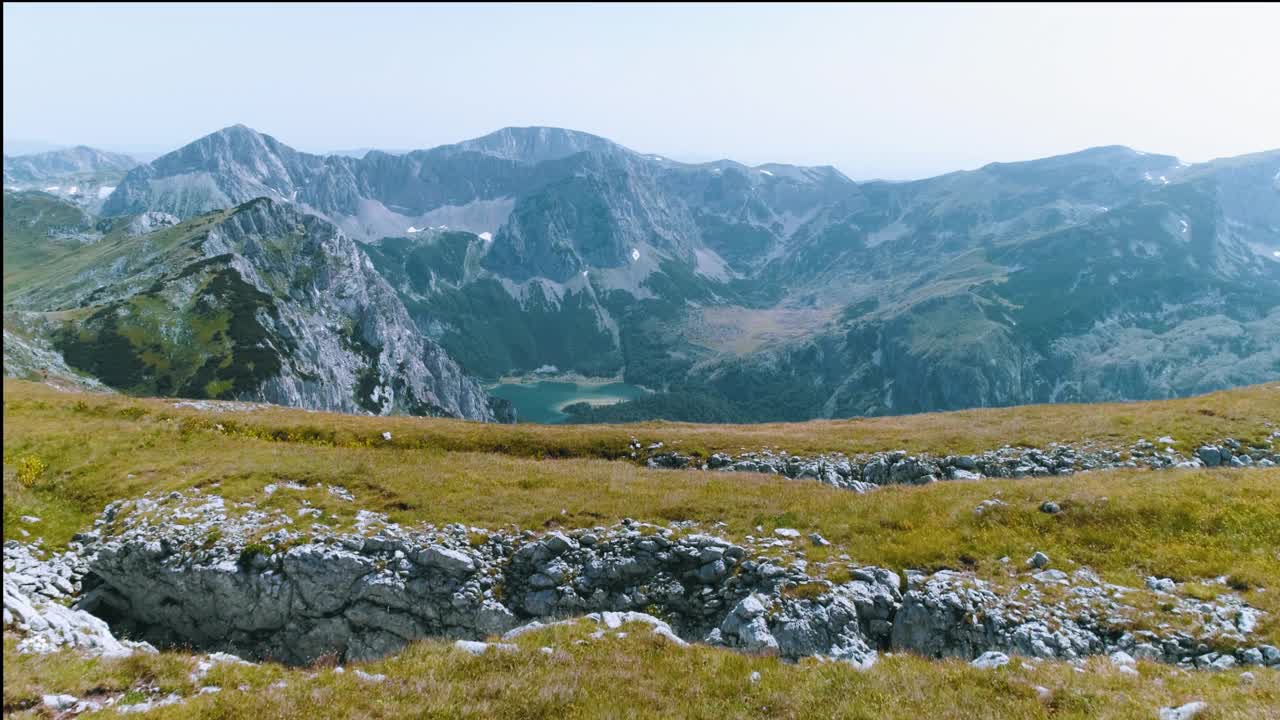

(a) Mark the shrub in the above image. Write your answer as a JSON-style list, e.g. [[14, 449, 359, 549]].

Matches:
[[15, 454, 47, 488], [238, 542, 273, 566], [783, 582, 828, 601]]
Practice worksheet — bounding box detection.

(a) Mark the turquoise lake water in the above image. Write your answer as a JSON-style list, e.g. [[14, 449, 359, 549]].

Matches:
[[486, 381, 648, 424]]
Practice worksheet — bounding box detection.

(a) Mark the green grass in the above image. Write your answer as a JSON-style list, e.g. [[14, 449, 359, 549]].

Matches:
[[6, 378, 1276, 462], [5, 379, 1280, 644]]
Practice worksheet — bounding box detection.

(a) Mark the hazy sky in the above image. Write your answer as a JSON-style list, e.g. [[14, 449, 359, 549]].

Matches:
[[4, 2, 1278, 179]]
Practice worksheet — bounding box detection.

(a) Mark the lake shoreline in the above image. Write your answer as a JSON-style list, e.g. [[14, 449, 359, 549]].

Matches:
[[485, 378, 652, 424], [486, 372, 649, 391]]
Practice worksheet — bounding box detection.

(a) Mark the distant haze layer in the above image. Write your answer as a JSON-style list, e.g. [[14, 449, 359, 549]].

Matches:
[[3, 3, 1278, 180]]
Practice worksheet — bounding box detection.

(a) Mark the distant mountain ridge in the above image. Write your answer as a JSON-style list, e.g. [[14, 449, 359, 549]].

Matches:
[[4, 146, 141, 211], [8, 124, 1280, 422]]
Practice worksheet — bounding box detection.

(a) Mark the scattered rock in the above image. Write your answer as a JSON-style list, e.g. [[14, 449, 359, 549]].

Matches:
[[42, 694, 78, 711], [975, 499, 1008, 515], [971, 651, 1009, 669], [1109, 650, 1136, 667], [639, 434, 1277, 493], [1039, 501, 1061, 514], [1158, 701, 1208, 720], [453, 640, 517, 656], [1027, 551, 1050, 569]]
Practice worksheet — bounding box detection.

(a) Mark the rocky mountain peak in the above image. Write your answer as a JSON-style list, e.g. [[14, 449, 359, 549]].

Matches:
[[449, 126, 628, 164]]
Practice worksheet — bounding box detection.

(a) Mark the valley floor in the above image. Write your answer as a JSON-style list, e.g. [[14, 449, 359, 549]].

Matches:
[[3, 380, 1279, 718]]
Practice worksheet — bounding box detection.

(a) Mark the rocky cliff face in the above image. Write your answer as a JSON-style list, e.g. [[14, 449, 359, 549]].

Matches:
[[38, 490, 1276, 670], [10, 198, 501, 420]]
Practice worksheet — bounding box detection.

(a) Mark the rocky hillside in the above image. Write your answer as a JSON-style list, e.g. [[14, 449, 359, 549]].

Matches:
[[4, 380, 1279, 718], [88, 126, 1280, 422], [4, 198, 504, 420]]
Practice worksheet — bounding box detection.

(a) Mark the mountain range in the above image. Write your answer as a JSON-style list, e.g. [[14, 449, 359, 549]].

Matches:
[[4, 125, 1278, 422], [3, 146, 141, 212]]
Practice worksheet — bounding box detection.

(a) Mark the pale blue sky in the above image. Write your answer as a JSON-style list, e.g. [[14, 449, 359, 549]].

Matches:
[[4, 2, 1278, 179]]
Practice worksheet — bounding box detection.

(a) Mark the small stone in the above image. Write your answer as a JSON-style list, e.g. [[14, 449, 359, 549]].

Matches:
[[1240, 671, 1255, 685], [1039, 501, 1061, 514], [808, 533, 830, 547], [971, 651, 1009, 669], [42, 694, 78, 711], [1033, 569, 1069, 584], [381, 432, 392, 441], [773, 528, 801, 539], [454, 640, 516, 655], [749, 670, 761, 684], [1027, 551, 1050, 569], [20, 516, 42, 524], [1238, 647, 1264, 666], [1209, 655, 1236, 670], [1196, 446, 1221, 467], [975, 499, 1008, 515], [1158, 701, 1208, 720], [1109, 651, 1136, 667]]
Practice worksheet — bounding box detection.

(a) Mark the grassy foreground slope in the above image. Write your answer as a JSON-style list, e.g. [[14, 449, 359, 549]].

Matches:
[[3, 379, 1279, 718], [7, 630, 1279, 720], [5, 378, 1278, 460], [4, 378, 1280, 632]]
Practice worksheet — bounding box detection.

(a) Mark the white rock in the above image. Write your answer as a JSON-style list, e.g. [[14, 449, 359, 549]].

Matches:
[[971, 651, 1009, 669], [773, 528, 801, 539], [1158, 701, 1208, 720], [453, 640, 516, 655], [1110, 650, 1136, 667], [42, 694, 78, 711]]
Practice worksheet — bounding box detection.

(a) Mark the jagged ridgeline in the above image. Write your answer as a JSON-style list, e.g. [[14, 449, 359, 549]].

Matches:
[[4, 125, 1280, 421], [3, 194, 505, 421]]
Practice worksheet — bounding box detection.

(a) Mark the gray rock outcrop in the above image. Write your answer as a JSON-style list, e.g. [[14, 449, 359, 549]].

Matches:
[[43, 490, 1276, 672], [637, 433, 1280, 493]]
